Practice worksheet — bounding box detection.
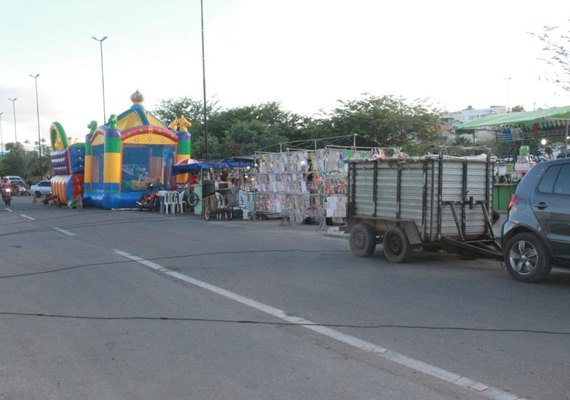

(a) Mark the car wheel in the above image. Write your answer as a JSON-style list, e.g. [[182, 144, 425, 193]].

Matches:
[[349, 223, 376, 257], [504, 232, 551, 283], [383, 227, 413, 263]]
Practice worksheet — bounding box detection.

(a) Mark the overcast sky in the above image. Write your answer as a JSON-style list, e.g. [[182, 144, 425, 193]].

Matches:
[[0, 0, 568, 148]]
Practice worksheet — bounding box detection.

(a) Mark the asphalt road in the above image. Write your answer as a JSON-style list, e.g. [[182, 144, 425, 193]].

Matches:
[[1, 196, 569, 399]]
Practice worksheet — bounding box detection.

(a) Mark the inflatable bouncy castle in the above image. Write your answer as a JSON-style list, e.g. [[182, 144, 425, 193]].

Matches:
[[49, 91, 192, 209], [49, 123, 85, 204]]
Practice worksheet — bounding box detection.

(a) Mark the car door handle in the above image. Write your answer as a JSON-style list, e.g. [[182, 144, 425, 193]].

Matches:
[[534, 202, 548, 210]]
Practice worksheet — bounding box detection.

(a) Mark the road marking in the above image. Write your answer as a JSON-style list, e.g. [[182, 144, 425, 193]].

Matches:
[[20, 214, 35, 221], [3, 208, 13, 212], [114, 249, 525, 400], [53, 227, 76, 237]]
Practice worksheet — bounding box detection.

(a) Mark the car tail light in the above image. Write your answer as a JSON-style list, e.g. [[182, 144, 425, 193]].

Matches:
[[507, 194, 518, 211]]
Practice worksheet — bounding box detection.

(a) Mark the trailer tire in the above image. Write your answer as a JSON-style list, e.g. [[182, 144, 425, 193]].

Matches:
[[349, 223, 376, 257], [383, 227, 413, 263]]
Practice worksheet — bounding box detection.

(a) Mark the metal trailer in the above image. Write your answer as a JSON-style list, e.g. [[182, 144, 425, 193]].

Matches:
[[346, 154, 502, 262]]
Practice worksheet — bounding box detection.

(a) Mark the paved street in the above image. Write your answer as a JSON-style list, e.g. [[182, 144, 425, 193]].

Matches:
[[1, 195, 570, 399]]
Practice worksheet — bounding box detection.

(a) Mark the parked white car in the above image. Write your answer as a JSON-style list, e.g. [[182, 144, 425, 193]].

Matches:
[[31, 180, 52, 197]]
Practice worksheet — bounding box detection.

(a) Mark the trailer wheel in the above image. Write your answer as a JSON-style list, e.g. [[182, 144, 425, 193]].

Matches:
[[383, 227, 412, 263], [349, 224, 376, 257]]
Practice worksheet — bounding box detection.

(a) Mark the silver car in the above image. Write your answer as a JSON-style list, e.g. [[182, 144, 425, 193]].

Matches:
[[31, 180, 52, 197]]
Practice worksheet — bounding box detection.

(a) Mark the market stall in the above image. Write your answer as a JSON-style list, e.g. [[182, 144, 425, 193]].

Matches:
[[456, 105, 570, 211], [172, 157, 254, 218]]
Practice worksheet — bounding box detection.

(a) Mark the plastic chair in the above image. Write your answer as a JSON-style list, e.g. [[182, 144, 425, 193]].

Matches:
[[159, 191, 178, 214], [174, 191, 186, 213], [158, 191, 169, 214]]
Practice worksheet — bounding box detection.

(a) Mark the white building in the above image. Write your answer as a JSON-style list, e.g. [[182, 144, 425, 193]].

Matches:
[[447, 105, 507, 124], [441, 105, 508, 143]]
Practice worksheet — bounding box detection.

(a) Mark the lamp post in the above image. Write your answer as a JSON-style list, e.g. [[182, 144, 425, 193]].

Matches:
[[30, 74, 42, 177], [200, 0, 208, 159], [8, 98, 17, 143], [92, 36, 108, 123]]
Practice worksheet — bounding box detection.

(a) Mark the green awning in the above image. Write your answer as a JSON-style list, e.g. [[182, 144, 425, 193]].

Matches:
[[456, 106, 570, 131]]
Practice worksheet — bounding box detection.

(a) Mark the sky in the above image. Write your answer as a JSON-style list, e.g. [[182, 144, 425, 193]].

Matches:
[[0, 0, 568, 149]]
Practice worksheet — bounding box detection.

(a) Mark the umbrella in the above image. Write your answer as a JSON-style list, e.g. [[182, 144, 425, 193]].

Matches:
[[172, 158, 215, 175]]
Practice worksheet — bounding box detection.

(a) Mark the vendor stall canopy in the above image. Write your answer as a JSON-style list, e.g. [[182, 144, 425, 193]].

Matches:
[[172, 157, 254, 175], [455, 105, 570, 131]]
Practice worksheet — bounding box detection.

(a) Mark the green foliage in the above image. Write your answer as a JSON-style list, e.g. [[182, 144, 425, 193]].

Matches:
[[0, 142, 50, 180], [153, 94, 443, 159], [154, 97, 214, 127], [321, 94, 443, 153]]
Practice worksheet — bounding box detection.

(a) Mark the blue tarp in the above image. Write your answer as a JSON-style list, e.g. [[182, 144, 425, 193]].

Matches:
[[172, 158, 254, 175]]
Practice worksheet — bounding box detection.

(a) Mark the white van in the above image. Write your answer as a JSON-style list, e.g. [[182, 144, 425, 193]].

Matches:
[[4, 175, 23, 182]]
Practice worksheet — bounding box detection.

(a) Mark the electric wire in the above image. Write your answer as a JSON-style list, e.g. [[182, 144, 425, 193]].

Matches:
[[0, 311, 568, 336]]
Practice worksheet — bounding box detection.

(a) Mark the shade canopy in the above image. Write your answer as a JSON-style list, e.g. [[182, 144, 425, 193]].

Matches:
[[456, 106, 570, 131], [172, 157, 254, 175]]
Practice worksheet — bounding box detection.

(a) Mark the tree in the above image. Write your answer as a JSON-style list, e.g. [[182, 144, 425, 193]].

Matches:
[[153, 97, 214, 127], [0, 142, 28, 178], [154, 99, 305, 158], [211, 102, 304, 155], [153, 95, 443, 158], [532, 22, 570, 93], [320, 95, 443, 153]]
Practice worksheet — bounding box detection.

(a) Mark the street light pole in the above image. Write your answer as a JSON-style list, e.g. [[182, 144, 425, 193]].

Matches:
[[30, 73, 42, 177], [92, 36, 108, 124], [8, 98, 17, 143], [200, 0, 208, 159]]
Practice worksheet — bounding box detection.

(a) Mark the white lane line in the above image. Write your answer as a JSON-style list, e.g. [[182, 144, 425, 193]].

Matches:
[[20, 214, 35, 221], [53, 227, 76, 237], [114, 249, 525, 400], [4, 208, 13, 212]]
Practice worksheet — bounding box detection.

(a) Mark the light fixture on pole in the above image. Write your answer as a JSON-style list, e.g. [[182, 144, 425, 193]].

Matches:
[[0, 112, 4, 155], [200, 0, 208, 159], [30, 73, 42, 176], [8, 98, 17, 143], [92, 36, 108, 123]]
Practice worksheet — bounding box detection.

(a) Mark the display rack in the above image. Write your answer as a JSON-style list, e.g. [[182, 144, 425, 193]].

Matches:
[[250, 146, 380, 224]]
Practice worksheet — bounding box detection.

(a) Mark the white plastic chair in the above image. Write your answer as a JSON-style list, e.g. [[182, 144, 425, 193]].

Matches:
[[159, 191, 178, 214], [158, 191, 169, 214], [174, 191, 186, 213]]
